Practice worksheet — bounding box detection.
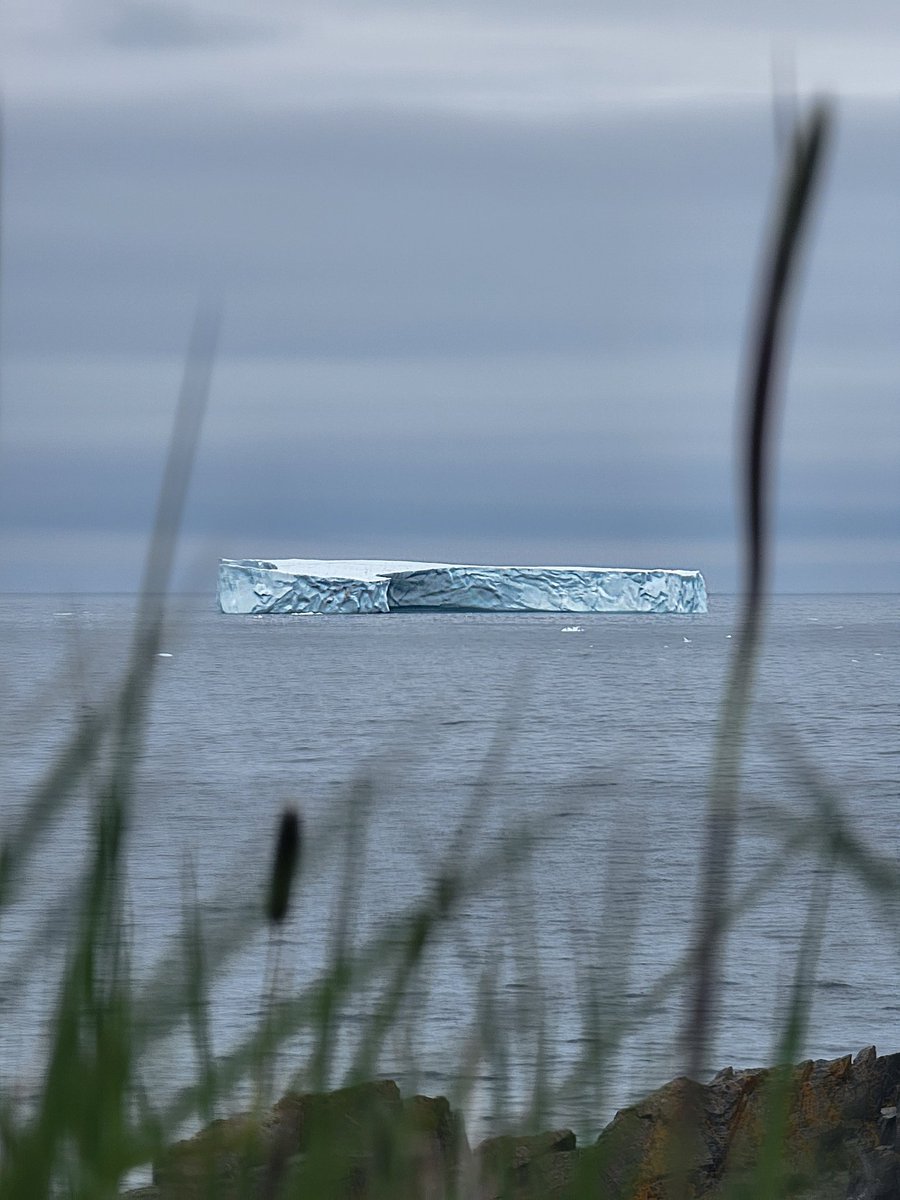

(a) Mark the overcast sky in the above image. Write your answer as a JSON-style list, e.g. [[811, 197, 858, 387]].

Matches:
[[0, 1, 897, 593]]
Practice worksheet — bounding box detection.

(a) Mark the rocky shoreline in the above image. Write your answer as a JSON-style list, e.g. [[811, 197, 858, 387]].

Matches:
[[127, 1046, 900, 1199]]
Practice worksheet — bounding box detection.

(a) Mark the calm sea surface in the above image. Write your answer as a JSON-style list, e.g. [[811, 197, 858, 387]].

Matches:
[[1, 593, 897, 1138]]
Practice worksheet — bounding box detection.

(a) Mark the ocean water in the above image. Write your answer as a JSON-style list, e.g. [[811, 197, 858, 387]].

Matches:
[[0, 592, 897, 1139]]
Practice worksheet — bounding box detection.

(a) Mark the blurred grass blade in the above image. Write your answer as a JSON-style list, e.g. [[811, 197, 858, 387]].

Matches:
[[267, 807, 302, 926], [120, 301, 221, 755], [683, 101, 833, 1084], [743, 103, 831, 613], [136, 301, 220, 621], [0, 705, 107, 911], [1, 304, 220, 916], [739, 852, 834, 1200], [182, 859, 216, 1127], [309, 780, 372, 1093], [0, 304, 220, 1198]]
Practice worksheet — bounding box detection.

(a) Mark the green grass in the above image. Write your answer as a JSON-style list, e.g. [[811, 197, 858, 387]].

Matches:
[[3, 98, 889, 1200]]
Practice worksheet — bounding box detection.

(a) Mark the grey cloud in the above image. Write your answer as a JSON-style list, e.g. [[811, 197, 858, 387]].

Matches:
[[0, 102, 812, 358], [73, 0, 268, 50], [4, 99, 899, 365], [2, 432, 895, 545], [9, 2, 900, 118], [459, 0, 900, 35], [104, 2, 258, 49], [324, 0, 899, 30], [2, 96, 897, 592]]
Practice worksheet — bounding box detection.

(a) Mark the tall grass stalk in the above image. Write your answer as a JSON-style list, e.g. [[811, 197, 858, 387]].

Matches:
[[682, 100, 832, 1083]]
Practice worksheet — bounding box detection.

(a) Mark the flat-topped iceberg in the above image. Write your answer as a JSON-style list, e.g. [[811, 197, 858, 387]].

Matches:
[[218, 559, 708, 615]]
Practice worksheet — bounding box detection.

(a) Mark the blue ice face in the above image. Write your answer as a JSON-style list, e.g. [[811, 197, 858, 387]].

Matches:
[[385, 565, 707, 614], [217, 559, 708, 615]]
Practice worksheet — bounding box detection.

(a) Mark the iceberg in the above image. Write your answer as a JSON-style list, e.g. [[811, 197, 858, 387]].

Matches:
[[218, 559, 708, 615]]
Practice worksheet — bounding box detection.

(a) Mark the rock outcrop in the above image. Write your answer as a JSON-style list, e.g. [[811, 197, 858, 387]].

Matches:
[[131, 1047, 900, 1199], [474, 1129, 578, 1199], [581, 1046, 900, 1200], [150, 1080, 468, 1200]]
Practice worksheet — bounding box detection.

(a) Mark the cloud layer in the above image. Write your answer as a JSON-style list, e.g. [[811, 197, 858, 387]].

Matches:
[[0, 4, 897, 592]]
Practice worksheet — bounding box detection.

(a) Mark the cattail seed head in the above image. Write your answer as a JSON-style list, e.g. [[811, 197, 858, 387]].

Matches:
[[267, 807, 302, 924]]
